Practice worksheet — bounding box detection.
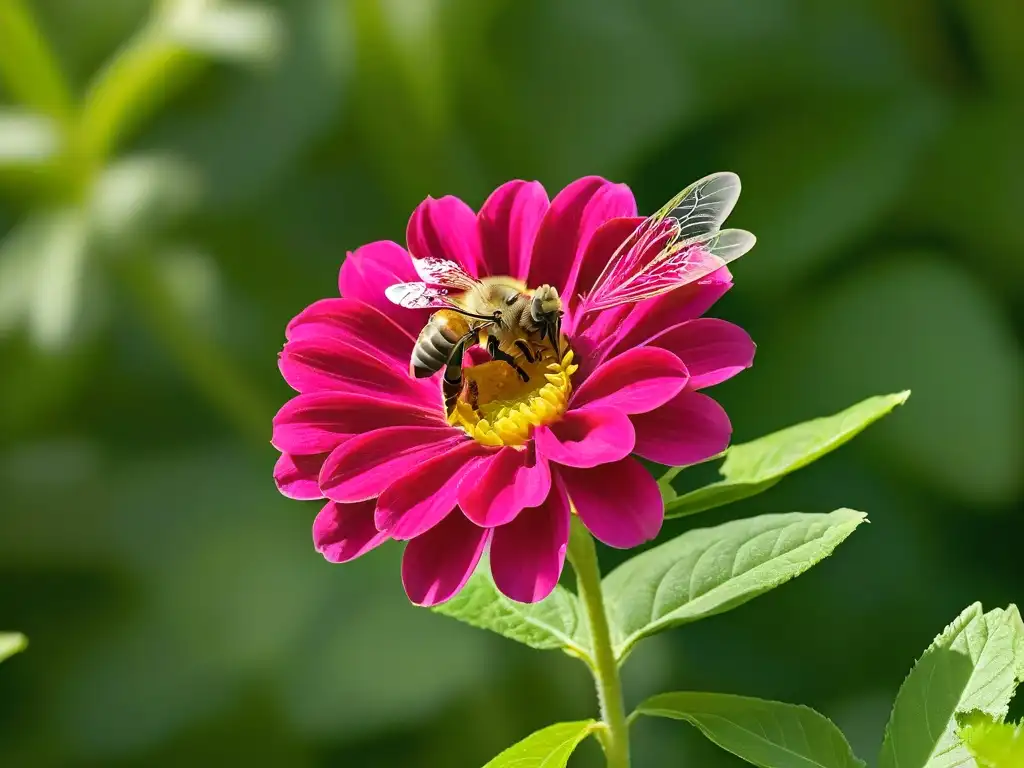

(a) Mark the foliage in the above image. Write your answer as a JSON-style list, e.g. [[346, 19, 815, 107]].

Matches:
[[437, 394, 897, 764], [601, 509, 865, 661], [959, 712, 1024, 768], [1, 0, 1022, 766], [636, 692, 863, 768], [0, 634, 27, 664], [879, 603, 1024, 768], [660, 392, 909, 516], [481, 721, 597, 768]]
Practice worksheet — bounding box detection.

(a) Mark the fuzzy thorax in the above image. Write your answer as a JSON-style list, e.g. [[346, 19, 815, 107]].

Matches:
[[450, 350, 578, 446]]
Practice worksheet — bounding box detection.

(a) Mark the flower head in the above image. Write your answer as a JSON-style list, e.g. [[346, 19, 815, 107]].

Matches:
[[273, 177, 755, 606]]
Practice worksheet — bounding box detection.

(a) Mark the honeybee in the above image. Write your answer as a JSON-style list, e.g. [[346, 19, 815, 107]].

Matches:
[[385, 171, 758, 415], [385, 265, 564, 416]]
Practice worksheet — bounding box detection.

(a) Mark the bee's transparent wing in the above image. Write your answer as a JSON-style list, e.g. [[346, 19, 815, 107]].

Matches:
[[386, 255, 482, 310], [581, 172, 748, 315], [652, 171, 741, 242], [581, 228, 756, 312], [410, 256, 479, 291], [384, 282, 462, 310]]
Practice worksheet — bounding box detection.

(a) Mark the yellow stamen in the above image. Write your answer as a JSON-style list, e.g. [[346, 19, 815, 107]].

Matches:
[[449, 348, 576, 447]]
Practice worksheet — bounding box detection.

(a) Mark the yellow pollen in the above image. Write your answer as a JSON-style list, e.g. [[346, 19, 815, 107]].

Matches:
[[450, 350, 578, 447]]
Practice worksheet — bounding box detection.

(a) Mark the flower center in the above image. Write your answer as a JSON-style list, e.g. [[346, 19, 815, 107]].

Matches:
[[449, 349, 578, 447]]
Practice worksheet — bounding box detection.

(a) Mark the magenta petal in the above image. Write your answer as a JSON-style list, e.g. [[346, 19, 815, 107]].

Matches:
[[319, 426, 464, 502], [274, 452, 328, 500], [272, 392, 443, 455], [278, 337, 433, 403], [338, 240, 428, 336], [490, 479, 570, 603], [285, 298, 414, 362], [560, 458, 663, 549], [564, 216, 644, 323], [407, 195, 484, 277], [464, 345, 492, 367], [570, 347, 689, 414], [459, 444, 551, 527], [631, 391, 732, 466], [595, 272, 733, 360], [527, 177, 636, 299], [561, 185, 639, 314], [402, 512, 491, 606], [376, 441, 493, 540], [535, 407, 634, 469], [477, 180, 549, 280], [646, 318, 755, 390], [313, 499, 389, 563]]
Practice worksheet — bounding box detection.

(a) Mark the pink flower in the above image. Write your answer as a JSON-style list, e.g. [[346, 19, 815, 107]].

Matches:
[[273, 177, 755, 606]]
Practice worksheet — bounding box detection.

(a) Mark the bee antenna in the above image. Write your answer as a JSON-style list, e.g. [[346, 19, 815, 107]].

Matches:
[[452, 307, 501, 322]]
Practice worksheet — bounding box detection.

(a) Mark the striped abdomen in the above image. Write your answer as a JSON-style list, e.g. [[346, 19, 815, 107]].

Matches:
[[410, 310, 473, 379]]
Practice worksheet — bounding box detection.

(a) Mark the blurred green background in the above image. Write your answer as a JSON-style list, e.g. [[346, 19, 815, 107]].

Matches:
[[0, 0, 1021, 765]]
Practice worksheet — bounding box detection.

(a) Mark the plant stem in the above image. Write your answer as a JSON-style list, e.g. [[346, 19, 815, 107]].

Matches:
[[567, 517, 630, 768], [113, 253, 273, 445]]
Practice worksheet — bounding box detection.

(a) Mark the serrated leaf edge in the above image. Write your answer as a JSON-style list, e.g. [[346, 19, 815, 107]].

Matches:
[[636, 691, 866, 768], [879, 602, 1024, 768], [611, 510, 867, 660], [664, 390, 910, 519]]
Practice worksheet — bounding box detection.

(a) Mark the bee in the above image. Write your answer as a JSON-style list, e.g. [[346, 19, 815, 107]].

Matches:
[[384, 171, 758, 415], [385, 266, 564, 416]]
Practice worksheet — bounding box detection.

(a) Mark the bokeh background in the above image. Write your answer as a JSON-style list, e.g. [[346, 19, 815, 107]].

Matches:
[[1, 0, 1021, 765]]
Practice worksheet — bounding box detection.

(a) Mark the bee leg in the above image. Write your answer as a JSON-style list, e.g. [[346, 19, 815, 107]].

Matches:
[[513, 339, 536, 364], [547, 315, 562, 359], [443, 331, 476, 417], [488, 334, 530, 382]]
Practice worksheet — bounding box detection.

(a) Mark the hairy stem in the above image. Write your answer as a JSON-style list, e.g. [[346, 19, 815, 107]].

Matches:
[[567, 517, 630, 768]]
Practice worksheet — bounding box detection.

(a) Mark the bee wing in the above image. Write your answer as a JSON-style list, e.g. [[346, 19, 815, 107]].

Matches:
[[580, 172, 749, 314], [581, 228, 756, 312], [651, 171, 741, 242], [386, 256, 483, 310], [410, 256, 480, 291], [384, 282, 463, 310]]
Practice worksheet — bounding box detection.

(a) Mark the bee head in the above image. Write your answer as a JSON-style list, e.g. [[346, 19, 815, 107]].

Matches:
[[530, 285, 562, 323], [530, 285, 564, 356]]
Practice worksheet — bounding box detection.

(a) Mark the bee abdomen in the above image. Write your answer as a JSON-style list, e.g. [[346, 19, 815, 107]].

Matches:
[[411, 313, 467, 378]]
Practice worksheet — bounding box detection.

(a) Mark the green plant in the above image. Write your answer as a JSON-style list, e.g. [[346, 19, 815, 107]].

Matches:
[[423, 388, 1014, 767]]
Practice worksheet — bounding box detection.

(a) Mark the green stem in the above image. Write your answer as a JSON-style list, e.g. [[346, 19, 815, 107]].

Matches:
[[567, 517, 630, 768], [113, 253, 273, 445]]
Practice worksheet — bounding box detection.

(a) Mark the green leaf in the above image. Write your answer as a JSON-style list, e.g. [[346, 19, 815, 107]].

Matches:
[[78, 47, 198, 166], [956, 0, 1024, 96], [637, 692, 865, 768], [0, 209, 92, 352], [603, 510, 866, 661], [432, 570, 590, 658], [879, 603, 1024, 768], [161, 1, 283, 65], [0, 0, 73, 121], [749, 257, 1024, 505], [958, 712, 1024, 768], [157, 0, 349, 209], [77, 4, 280, 167], [87, 155, 201, 247], [0, 632, 28, 663], [908, 105, 1024, 286], [731, 94, 942, 297], [482, 720, 597, 768], [0, 110, 59, 165], [665, 392, 909, 519]]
